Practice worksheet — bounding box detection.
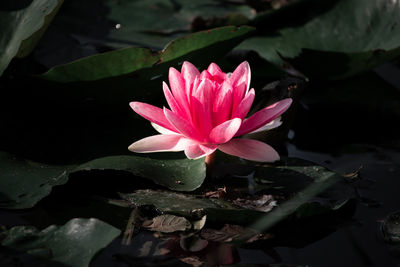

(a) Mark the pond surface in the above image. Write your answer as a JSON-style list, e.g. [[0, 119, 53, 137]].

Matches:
[[1, 124, 399, 267], [278, 143, 400, 267]]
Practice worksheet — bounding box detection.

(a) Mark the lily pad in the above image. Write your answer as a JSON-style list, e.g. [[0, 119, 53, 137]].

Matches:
[[238, 0, 400, 79], [32, 26, 255, 115], [1, 218, 121, 267], [74, 154, 206, 192], [0, 151, 69, 210], [120, 157, 353, 226], [0, 0, 63, 75], [0, 151, 205, 210], [40, 25, 255, 83]]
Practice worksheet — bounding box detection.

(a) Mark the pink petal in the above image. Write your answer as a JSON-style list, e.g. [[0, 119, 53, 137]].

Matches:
[[247, 117, 282, 134], [230, 62, 251, 111], [231, 82, 247, 115], [207, 62, 226, 83], [181, 61, 200, 96], [169, 67, 191, 117], [200, 70, 212, 80], [207, 62, 222, 75], [236, 98, 292, 136], [192, 76, 201, 96], [128, 134, 190, 153], [218, 138, 280, 162], [230, 61, 251, 92], [130, 102, 176, 132], [151, 122, 177, 134], [191, 79, 214, 137], [184, 143, 217, 159], [231, 88, 255, 120], [212, 81, 233, 126], [164, 108, 203, 142], [209, 118, 242, 144], [163, 82, 180, 113]]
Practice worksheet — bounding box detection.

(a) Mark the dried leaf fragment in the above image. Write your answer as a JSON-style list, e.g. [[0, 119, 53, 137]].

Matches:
[[142, 214, 191, 233], [233, 194, 277, 212]]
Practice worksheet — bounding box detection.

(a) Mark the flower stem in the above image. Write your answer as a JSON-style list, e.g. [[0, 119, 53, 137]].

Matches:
[[205, 151, 216, 177]]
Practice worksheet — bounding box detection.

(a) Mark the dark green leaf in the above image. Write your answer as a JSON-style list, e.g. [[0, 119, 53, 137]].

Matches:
[[0, 151, 205, 209], [74, 155, 206, 192], [0, 151, 69, 209], [40, 26, 255, 83], [0, 0, 63, 75], [239, 0, 400, 79], [1, 218, 121, 267]]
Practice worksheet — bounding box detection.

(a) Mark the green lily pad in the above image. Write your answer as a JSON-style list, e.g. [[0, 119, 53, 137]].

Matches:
[[1, 218, 121, 267], [238, 0, 400, 79], [33, 26, 255, 115], [0, 151, 205, 210], [120, 157, 353, 226], [0, 151, 70, 210], [40, 25, 255, 83], [74, 154, 206, 192], [0, 0, 63, 76]]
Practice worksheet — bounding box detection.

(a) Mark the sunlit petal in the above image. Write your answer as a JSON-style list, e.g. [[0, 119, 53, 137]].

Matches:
[[236, 98, 292, 136], [247, 117, 282, 134], [209, 118, 242, 144], [130, 102, 176, 132], [232, 88, 255, 120], [218, 138, 280, 162], [128, 134, 190, 153], [184, 143, 217, 159]]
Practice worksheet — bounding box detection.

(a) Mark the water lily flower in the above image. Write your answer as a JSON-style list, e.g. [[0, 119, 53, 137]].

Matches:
[[129, 61, 292, 162]]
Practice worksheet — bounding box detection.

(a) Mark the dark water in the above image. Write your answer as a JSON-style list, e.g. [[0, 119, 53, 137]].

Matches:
[[278, 143, 400, 267]]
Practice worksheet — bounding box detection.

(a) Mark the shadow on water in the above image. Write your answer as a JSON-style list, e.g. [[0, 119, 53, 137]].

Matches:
[[0, 0, 33, 11]]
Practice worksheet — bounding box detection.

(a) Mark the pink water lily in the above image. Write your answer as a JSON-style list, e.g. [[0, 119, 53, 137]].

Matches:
[[129, 61, 292, 162]]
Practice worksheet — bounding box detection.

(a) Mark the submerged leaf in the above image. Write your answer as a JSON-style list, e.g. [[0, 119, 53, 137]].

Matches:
[[120, 189, 221, 219], [232, 195, 277, 212], [200, 224, 268, 243]]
